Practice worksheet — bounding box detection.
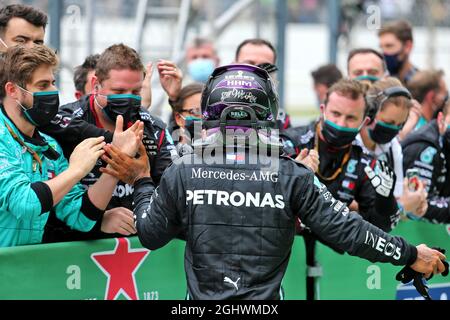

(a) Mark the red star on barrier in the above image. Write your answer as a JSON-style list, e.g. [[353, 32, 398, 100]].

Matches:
[[91, 238, 149, 300]]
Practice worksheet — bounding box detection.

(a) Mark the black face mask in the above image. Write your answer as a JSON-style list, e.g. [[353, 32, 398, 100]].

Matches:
[[18, 88, 60, 127], [321, 118, 362, 148], [384, 52, 405, 76], [101, 94, 141, 128], [433, 93, 449, 119], [369, 120, 401, 145]]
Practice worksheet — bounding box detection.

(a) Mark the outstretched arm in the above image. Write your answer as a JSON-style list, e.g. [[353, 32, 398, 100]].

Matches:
[[294, 171, 446, 276], [101, 143, 182, 250]]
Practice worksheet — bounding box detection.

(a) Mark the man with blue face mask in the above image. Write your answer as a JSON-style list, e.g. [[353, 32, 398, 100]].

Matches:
[[185, 38, 220, 83], [282, 79, 401, 233], [402, 101, 450, 224], [40, 44, 176, 242], [0, 45, 144, 247]]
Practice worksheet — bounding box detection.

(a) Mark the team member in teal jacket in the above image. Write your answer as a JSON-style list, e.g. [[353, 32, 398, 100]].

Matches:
[[0, 45, 143, 247]]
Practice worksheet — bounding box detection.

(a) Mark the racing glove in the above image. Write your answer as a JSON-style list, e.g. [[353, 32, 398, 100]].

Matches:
[[365, 161, 399, 229], [365, 160, 396, 198], [396, 248, 449, 300]]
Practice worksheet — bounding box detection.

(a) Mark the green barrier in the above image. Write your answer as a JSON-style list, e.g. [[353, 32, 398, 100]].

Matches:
[[0, 237, 186, 300], [283, 220, 450, 300], [0, 220, 448, 300]]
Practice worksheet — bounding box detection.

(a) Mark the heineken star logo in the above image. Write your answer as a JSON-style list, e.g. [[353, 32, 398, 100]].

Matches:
[[91, 238, 149, 300]]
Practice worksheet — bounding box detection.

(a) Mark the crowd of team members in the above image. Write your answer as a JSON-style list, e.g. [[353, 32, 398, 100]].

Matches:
[[0, 3, 448, 249]]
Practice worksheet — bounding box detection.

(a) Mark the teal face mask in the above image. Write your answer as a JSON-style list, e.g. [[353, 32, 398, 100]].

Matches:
[[322, 115, 364, 147], [180, 115, 202, 122], [369, 120, 401, 145], [355, 75, 380, 83], [100, 94, 142, 125], [180, 115, 202, 139], [17, 87, 60, 127]]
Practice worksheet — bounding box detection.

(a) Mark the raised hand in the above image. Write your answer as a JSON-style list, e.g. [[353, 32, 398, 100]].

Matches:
[[69, 137, 106, 179], [296, 149, 320, 173], [399, 100, 423, 141], [141, 62, 154, 109], [399, 178, 428, 218], [158, 59, 183, 101], [365, 161, 395, 198], [100, 143, 150, 185], [111, 115, 144, 157]]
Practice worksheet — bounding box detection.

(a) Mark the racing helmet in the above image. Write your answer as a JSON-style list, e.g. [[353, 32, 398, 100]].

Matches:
[[201, 64, 279, 131]]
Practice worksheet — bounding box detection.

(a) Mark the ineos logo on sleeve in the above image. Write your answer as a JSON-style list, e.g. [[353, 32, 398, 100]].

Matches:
[[364, 231, 402, 260]]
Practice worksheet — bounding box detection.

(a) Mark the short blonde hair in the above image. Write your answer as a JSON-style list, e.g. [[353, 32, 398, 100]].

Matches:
[[0, 45, 58, 98], [95, 44, 144, 83], [367, 77, 413, 115], [325, 79, 367, 106]]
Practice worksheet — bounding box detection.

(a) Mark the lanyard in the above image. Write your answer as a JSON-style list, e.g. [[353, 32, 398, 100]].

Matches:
[[314, 124, 352, 182], [5, 123, 43, 174]]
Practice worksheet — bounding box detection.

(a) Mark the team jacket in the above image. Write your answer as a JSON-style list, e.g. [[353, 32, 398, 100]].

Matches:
[[41, 95, 176, 186], [281, 122, 400, 232], [402, 120, 450, 224], [0, 107, 103, 247], [133, 149, 417, 300], [39, 95, 176, 242]]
